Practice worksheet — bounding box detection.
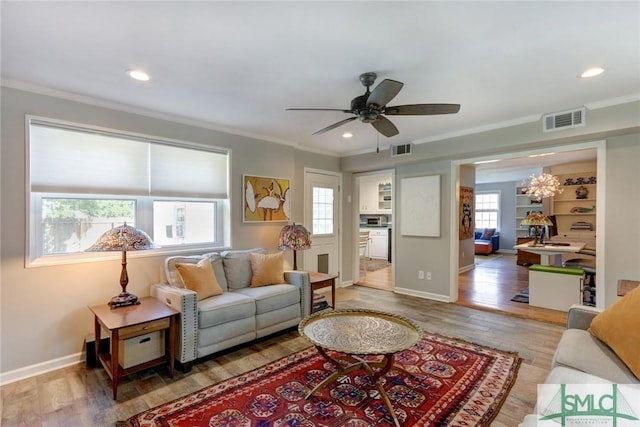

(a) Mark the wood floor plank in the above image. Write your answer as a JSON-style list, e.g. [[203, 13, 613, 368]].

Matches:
[[0, 286, 563, 426]]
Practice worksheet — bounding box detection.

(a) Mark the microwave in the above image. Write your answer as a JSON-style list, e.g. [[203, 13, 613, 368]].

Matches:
[[365, 216, 387, 227]]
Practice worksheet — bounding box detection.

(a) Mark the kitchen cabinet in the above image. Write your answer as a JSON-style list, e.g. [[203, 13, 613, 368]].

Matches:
[[377, 182, 392, 213], [369, 229, 388, 260], [359, 176, 380, 214], [359, 174, 392, 214]]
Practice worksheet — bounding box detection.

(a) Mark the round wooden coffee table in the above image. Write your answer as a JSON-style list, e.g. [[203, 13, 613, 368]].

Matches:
[[298, 308, 422, 427]]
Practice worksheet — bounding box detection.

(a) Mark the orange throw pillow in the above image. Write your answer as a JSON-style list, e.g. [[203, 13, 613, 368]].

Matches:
[[175, 258, 223, 301], [250, 252, 285, 287], [589, 286, 640, 378]]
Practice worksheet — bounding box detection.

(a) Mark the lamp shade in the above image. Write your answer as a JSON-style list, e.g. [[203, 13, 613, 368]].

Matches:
[[86, 223, 158, 252], [278, 223, 312, 251], [520, 212, 553, 227], [278, 223, 311, 270]]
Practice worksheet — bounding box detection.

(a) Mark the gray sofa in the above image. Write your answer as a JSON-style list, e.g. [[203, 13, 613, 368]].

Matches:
[[519, 304, 639, 426], [151, 248, 312, 370]]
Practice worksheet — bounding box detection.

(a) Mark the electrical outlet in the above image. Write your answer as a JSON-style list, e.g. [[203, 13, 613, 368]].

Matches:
[[418, 270, 425, 279], [426, 272, 432, 280]]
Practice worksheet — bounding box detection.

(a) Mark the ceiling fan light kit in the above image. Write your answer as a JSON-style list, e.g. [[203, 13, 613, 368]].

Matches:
[[287, 72, 460, 139]]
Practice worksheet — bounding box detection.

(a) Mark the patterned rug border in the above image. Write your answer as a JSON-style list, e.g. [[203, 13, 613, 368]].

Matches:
[[121, 331, 522, 427]]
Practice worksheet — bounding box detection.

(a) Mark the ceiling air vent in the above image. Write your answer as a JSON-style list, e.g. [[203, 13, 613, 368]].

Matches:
[[543, 107, 585, 132], [390, 143, 413, 157]]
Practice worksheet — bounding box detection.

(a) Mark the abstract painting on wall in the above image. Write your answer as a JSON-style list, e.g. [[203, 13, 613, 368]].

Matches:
[[243, 175, 291, 222]]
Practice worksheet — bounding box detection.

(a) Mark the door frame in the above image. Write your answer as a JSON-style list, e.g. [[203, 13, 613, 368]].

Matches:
[[449, 140, 607, 308], [304, 167, 342, 280], [353, 169, 395, 289]]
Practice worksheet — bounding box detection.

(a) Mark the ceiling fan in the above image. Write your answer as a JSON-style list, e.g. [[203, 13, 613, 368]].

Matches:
[[286, 72, 460, 137]]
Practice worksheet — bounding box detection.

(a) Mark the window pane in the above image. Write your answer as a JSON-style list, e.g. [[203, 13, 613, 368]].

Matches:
[[153, 201, 215, 246], [41, 198, 136, 255], [312, 187, 333, 235], [475, 191, 500, 230]]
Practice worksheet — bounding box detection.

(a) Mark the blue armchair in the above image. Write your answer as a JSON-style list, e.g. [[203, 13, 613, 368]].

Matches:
[[474, 230, 500, 253]]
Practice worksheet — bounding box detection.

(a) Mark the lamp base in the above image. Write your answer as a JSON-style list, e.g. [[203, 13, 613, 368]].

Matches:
[[108, 292, 140, 309]]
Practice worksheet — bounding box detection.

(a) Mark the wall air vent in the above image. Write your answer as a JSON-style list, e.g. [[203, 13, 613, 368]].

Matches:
[[390, 143, 413, 157], [543, 107, 586, 132]]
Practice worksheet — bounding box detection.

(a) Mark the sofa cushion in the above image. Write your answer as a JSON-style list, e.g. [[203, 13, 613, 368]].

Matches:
[[480, 228, 496, 240], [545, 366, 612, 385], [589, 286, 640, 379], [175, 258, 223, 301], [234, 284, 300, 315], [222, 248, 267, 290], [165, 253, 228, 292], [552, 329, 639, 384], [197, 292, 255, 329], [250, 252, 285, 287]]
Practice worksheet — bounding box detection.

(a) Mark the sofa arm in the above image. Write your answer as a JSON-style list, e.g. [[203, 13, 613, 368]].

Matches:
[[151, 284, 198, 364], [491, 233, 500, 251], [566, 304, 602, 330], [284, 270, 312, 318]]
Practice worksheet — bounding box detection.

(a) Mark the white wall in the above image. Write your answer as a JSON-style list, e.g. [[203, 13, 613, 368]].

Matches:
[[0, 87, 339, 378]]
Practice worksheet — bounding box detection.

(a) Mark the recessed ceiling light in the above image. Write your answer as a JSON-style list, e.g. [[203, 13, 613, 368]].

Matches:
[[342, 132, 353, 139], [528, 152, 556, 158], [579, 67, 605, 78], [473, 159, 500, 164], [127, 69, 150, 81]]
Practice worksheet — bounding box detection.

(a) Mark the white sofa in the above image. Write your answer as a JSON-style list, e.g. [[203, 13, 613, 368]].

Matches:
[[519, 304, 639, 426], [151, 248, 311, 370]]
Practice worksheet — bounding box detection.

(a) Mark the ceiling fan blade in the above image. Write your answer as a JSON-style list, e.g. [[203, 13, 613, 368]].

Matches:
[[366, 79, 404, 107], [312, 116, 357, 135], [371, 116, 399, 137], [384, 103, 461, 115], [286, 108, 352, 113]]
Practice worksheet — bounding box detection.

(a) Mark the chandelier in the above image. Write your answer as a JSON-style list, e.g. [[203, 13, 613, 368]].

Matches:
[[524, 173, 564, 199]]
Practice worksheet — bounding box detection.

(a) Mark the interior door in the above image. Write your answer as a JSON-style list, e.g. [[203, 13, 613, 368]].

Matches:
[[304, 169, 341, 276]]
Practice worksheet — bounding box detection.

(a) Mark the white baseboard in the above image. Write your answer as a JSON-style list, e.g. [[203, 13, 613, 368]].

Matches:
[[459, 264, 475, 274], [0, 352, 84, 386], [394, 286, 452, 303]]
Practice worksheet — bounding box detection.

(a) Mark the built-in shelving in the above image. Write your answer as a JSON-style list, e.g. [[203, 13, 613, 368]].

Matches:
[[551, 174, 596, 238], [515, 186, 544, 238]]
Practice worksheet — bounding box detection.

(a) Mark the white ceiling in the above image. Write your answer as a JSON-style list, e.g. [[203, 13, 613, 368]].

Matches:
[[473, 148, 596, 184], [2, 1, 639, 157]]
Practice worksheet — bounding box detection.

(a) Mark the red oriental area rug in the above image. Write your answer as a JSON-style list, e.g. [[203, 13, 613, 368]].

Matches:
[[126, 333, 521, 426]]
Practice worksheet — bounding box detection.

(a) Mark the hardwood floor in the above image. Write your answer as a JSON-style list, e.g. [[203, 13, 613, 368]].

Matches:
[[355, 257, 392, 290], [357, 252, 567, 325], [458, 253, 567, 325], [0, 285, 564, 427]]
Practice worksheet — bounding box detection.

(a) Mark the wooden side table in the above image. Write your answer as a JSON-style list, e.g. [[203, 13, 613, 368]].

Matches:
[[89, 296, 178, 399], [308, 271, 337, 313]]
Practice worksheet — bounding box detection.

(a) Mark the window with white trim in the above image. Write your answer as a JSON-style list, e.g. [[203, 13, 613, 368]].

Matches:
[[312, 186, 334, 235], [475, 191, 500, 230], [27, 117, 230, 265]]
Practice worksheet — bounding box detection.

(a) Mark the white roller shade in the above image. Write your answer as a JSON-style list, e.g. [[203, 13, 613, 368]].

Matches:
[[29, 120, 229, 199], [150, 144, 228, 199], [30, 124, 149, 195]]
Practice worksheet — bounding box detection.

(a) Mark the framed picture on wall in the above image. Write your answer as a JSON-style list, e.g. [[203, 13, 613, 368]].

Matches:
[[243, 175, 291, 222], [459, 186, 474, 240], [400, 175, 440, 237]]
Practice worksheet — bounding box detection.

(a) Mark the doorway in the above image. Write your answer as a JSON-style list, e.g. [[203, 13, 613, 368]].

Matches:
[[304, 169, 341, 276], [450, 141, 606, 315], [354, 171, 393, 291]]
